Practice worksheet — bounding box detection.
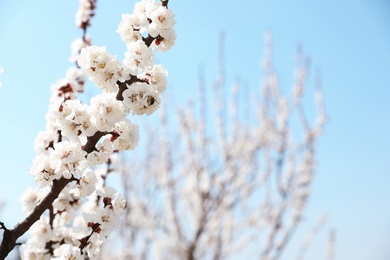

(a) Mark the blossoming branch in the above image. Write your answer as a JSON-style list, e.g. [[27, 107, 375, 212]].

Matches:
[[0, 0, 176, 259]]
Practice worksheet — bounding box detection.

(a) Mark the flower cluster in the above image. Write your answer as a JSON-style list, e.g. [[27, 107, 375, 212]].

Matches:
[[117, 0, 176, 52], [20, 184, 127, 259], [75, 0, 97, 29], [19, 0, 175, 259], [77, 0, 176, 116]]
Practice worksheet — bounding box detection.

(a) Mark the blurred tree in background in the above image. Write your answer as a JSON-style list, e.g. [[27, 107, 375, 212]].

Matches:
[[99, 33, 328, 260]]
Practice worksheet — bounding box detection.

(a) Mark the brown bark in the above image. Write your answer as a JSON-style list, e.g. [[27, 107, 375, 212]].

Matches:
[[0, 131, 105, 259]]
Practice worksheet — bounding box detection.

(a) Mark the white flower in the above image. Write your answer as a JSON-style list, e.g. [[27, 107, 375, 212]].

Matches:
[[147, 64, 168, 93], [134, 0, 159, 16], [96, 186, 118, 199], [20, 188, 40, 213], [86, 137, 115, 166], [54, 99, 97, 142], [20, 187, 49, 213], [44, 108, 60, 134], [29, 154, 57, 187], [123, 40, 155, 72], [30, 217, 52, 241], [50, 78, 78, 100], [94, 207, 120, 236], [122, 82, 160, 115], [149, 6, 175, 30], [78, 46, 122, 92], [71, 224, 91, 241], [19, 237, 49, 260], [75, 0, 92, 28], [30, 140, 87, 186], [65, 67, 85, 93], [53, 191, 72, 212], [34, 130, 57, 155], [53, 244, 82, 260], [88, 93, 126, 132], [83, 187, 123, 236], [69, 37, 91, 63], [79, 168, 98, 192], [152, 27, 176, 52], [70, 168, 98, 198], [117, 14, 145, 43], [111, 119, 140, 151], [53, 210, 74, 226], [52, 141, 87, 179], [85, 233, 103, 258], [112, 193, 127, 216]]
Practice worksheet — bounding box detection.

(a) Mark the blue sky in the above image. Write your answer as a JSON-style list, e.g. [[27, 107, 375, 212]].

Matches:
[[0, 0, 389, 259]]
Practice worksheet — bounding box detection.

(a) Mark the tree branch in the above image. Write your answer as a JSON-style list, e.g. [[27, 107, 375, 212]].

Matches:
[[79, 223, 101, 252], [0, 177, 70, 259], [0, 131, 106, 259]]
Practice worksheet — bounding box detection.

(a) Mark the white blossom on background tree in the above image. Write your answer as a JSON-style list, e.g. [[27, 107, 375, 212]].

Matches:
[[99, 33, 327, 260], [0, 0, 176, 259]]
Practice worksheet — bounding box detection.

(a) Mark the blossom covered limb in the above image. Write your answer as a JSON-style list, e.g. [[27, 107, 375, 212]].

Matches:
[[0, 124, 115, 258], [0, 0, 176, 258], [0, 178, 69, 259]]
